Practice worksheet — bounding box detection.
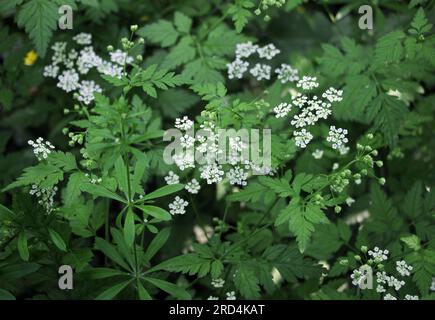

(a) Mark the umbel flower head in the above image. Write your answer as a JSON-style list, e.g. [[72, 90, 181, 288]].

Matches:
[[28, 137, 55, 160]]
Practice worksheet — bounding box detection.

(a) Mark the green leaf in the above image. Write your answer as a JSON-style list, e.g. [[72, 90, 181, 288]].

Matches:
[[123, 208, 135, 248], [95, 237, 131, 271], [17, 231, 29, 261], [95, 279, 133, 300], [48, 151, 77, 171], [48, 228, 67, 252], [234, 264, 261, 299], [137, 20, 179, 47], [64, 172, 85, 206], [142, 184, 184, 201], [403, 181, 423, 219], [149, 253, 211, 277], [114, 156, 129, 197], [174, 11, 192, 34], [17, 0, 58, 56], [144, 228, 171, 262], [401, 234, 421, 251], [85, 268, 127, 279], [137, 281, 152, 300], [0, 203, 15, 221], [0, 289, 15, 300], [81, 183, 127, 203], [136, 205, 171, 221], [143, 277, 190, 299]]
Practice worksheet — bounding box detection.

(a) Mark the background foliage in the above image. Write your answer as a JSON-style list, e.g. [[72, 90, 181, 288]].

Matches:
[[0, 0, 434, 300]]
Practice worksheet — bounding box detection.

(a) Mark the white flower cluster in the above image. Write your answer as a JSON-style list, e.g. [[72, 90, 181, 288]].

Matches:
[[326, 126, 349, 150], [43, 34, 132, 105], [85, 173, 102, 184], [29, 184, 57, 214], [185, 179, 201, 194], [227, 42, 284, 81], [28, 137, 55, 160], [211, 278, 225, 288], [164, 171, 180, 185], [296, 76, 319, 91], [312, 149, 323, 159], [226, 291, 236, 300], [396, 260, 413, 277], [294, 129, 313, 148], [272, 86, 345, 150], [273, 102, 292, 118], [368, 247, 389, 262], [249, 63, 271, 81], [169, 196, 188, 215], [350, 246, 417, 300], [275, 64, 299, 83], [170, 117, 274, 188], [350, 265, 372, 287]]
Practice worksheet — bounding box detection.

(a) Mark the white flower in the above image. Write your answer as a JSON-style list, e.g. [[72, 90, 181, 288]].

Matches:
[[273, 102, 292, 118], [43, 64, 59, 78], [76, 46, 102, 74], [326, 126, 349, 150], [292, 93, 308, 108], [169, 196, 188, 215], [28, 137, 55, 160], [29, 184, 57, 214], [296, 76, 319, 90], [173, 153, 195, 170], [180, 134, 195, 148], [294, 129, 313, 148], [312, 149, 323, 159], [350, 265, 372, 287], [396, 260, 413, 277], [404, 295, 418, 300], [164, 171, 180, 185], [57, 69, 79, 92], [345, 197, 355, 206], [376, 285, 386, 293], [109, 49, 133, 66], [383, 293, 397, 300], [175, 116, 194, 131], [257, 44, 280, 60], [211, 278, 225, 288], [185, 179, 201, 194], [73, 33, 92, 45], [235, 42, 258, 58], [207, 296, 219, 300], [322, 87, 343, 103], [200, 163, 224, 184], [226, 291, 236, 300], [226, 166, 248, 186], [431, 277, 435, 291], [97, 60, 123, 79], [338, 145, 350, 155], [249, 63, 271, 81], [368, 247, 389, 262], [77, 80, 102, 105], [227, 59, 249, 79], [275, 64, 299, 83]]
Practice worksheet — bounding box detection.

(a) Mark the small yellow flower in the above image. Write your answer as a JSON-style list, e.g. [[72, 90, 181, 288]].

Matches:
[[24, 50, 38, 66]]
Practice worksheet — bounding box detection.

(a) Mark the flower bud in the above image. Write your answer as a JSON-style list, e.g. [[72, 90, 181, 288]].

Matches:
[[334, 206, 342, 213], [367, 133, 374, 139], [130, 24, 138, 32], [107, 45, 114, 52], [361, 245, 368, 253], [376, 160, 383, 167], [255, 9, 261, 15], [354, 255, 362, 261], [378, 177, 386, 185]]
